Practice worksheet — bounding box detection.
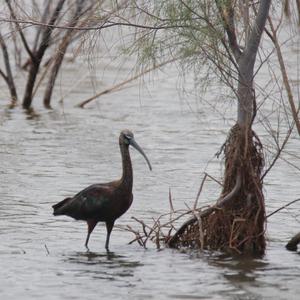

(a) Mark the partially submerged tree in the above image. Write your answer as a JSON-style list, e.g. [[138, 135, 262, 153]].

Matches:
[[1, 1, 299, 254], [0, 0, 108, 109], [113, 0, 300, 255]]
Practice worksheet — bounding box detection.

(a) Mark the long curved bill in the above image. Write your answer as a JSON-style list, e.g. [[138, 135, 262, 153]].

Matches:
[[130, 138, 152, 171]]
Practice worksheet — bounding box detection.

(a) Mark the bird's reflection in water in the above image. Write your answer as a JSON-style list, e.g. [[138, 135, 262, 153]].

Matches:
[[63, 251, 143, 280]]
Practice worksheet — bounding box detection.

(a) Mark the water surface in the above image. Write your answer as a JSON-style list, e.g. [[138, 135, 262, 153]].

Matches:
[[0, 44, 300, 300]]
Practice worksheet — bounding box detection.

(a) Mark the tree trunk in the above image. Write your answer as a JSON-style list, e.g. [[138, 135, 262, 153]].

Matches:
[[22, 0, 66, 109], [0, 31, 18, 106], [207, 0, 271, 255], [43, 0, 84, 108], [168, 0, 271, 255]]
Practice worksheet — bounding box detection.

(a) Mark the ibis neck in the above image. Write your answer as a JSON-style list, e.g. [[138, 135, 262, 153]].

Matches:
[[120, 144, 133, 192]]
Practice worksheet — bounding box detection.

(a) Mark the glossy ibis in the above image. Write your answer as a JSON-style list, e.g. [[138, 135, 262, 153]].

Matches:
[[52, 129, 152, 251]]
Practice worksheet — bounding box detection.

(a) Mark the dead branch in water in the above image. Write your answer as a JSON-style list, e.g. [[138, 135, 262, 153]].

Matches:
[[44, 244, 50, 255], [193, 173, 208, 210], [286, 232, 300, 251], [122, 125, 266, 255], [115, 171, 224, 249], [266, 198, 300, 218], [121, 171, 299, 254], [0, 30, 18, 106], [167, 172, 242, 248], [76, 58, 178, 108], [115, 205, 203, 249]]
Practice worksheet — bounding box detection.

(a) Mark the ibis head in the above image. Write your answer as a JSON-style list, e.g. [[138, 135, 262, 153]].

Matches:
[[120, 129, 152, 171]]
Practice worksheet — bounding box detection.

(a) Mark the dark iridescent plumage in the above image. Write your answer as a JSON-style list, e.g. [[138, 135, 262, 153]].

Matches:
[[53, 130, 152, 251]]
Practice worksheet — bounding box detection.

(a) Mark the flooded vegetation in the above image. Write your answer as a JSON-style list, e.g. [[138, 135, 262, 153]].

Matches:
[[1, 1, 300, 299], [1, 62, 300, 298]]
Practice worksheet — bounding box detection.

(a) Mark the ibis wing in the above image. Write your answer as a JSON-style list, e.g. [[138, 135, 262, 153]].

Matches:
[[61, 184, 113, 220]]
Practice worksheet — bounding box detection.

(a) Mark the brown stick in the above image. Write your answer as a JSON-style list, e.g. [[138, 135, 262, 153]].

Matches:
[[266, 198, 300, 218], [167, 173, 242, 247], [4, 0, 35, 61], [193, 173, 208, 210], [286, 232, 300, 251], [204, 172, 223, 186], [267, 16, 300, 135], [76, 58, 178, 108], [296, 0, 300, 25], [261, 125, 293, 181], [0, 31, 18, 106], [168, 188, 175, 213]]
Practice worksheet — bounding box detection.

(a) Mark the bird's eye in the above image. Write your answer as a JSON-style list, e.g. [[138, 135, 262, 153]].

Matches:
[[125, 134, 132, 140]]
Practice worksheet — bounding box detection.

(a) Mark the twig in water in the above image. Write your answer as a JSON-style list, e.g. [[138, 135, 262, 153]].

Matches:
[[194, 173, 208, 210], [44, 244, 50, 255], [131, 216, 148, 237], [286, 232, 300, 251], [169, 187, 175, 214], [169, 187, 174, 213], [126, 224, 146, 248], [266, 198, 300, 218], [204, 172, 223, 186], [76, 58, 178, 108]]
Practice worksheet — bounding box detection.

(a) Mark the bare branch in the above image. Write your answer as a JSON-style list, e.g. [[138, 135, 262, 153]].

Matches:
[[286, 232, 300, 251], [77, 57, 178, 108], [0, 30, 18, 105], [168, 173, 242, 247], [33, 0, 52, 53], [215, 0, 242, 60], [193, 173, 207, 210], [43, 0, 85, 108], [244, 0, 272, 66], [4, 0, 35, 61], [0, 17, 198, 31], [168, 188, 175, 214], [22, 0, 66, 109], [267, 198, 300, 218], [261, 125, 294, 181], [267, 16, 300, 135]]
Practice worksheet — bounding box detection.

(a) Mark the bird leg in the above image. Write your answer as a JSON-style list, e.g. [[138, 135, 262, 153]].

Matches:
[[105, 221, 115, 252], [85, 220, 97, 251]]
